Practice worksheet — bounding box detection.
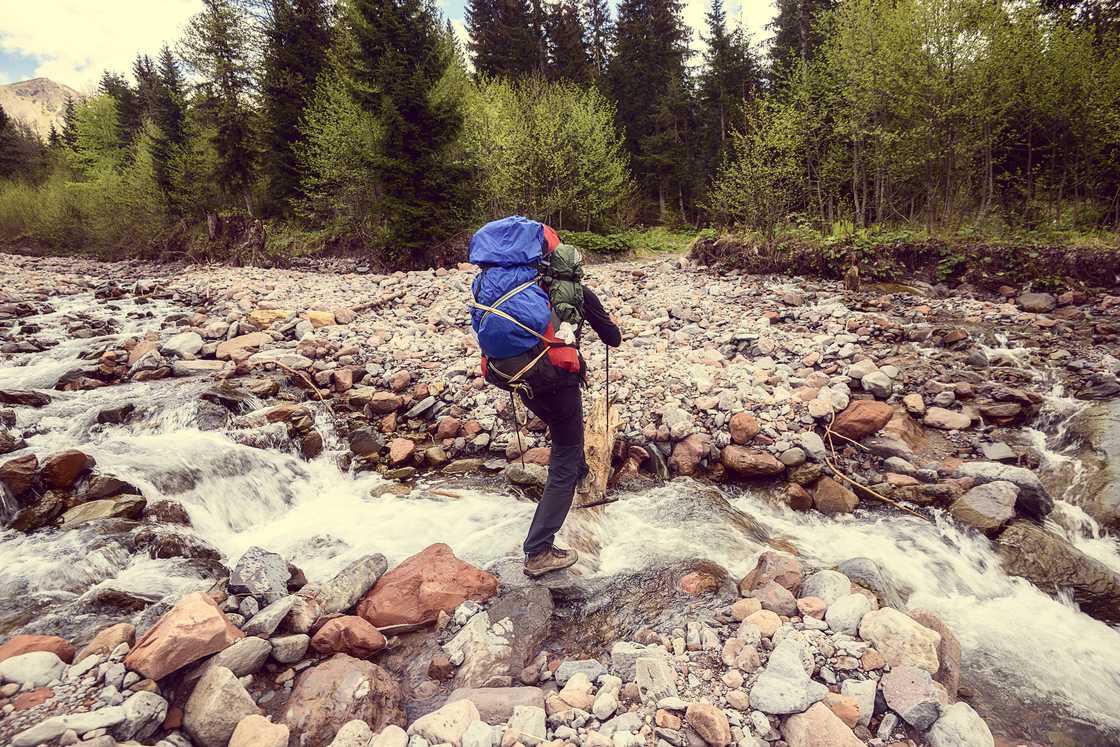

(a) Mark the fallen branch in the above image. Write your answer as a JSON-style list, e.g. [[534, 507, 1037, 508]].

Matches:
[[354, 289, 406, 313]]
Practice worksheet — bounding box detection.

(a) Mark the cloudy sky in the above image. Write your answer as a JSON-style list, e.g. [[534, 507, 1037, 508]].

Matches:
[[0, 0, 777, 92]]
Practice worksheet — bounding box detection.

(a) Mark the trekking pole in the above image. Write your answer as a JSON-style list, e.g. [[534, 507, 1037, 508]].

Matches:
[[510, 390, 525, 469], [605, 345, 610, 424]]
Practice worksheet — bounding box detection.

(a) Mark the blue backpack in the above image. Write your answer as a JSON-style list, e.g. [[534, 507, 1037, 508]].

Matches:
[[469, 216, 553, 359]]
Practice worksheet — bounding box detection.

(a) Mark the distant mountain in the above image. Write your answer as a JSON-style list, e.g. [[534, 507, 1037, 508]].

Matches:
[[0, 77, 84, 139]]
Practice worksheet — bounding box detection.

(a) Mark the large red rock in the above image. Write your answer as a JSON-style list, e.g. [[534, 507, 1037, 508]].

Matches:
[[387, 438, 416, 466], [282, 653, 404, 746], [357, 543, 498, 627], [831, 401, 894, 440], [0, 634, 75, 664], [739, 551, 802, 594], [670, 434, 711, 476], [909, 609, 961, 701], [720, 447, 785, 478], [39, 449, 95, 490], [311, 616, 387, 658], [729, 412, 760, 444], [0, 453, 37, 497], [124, 592, 243, 680], [814, 477, 859, 514]]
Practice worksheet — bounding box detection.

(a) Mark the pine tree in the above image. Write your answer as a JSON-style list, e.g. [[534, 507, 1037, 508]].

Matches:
[[467, 0, 543, 77], [180, 0, 258, 213], [261, 0, 331, 213], [582, 0, 612, 76], [346, 0, 475, 260], [148, 47, 189, 208], [769, 0, 833, 76], [698, 0, 760, 181], [47, 123, 62, 149], [61, 96, 79, 151], [99, 71, 142, 154], [606, 0, 693, 219], [548, 0, 593, 84]]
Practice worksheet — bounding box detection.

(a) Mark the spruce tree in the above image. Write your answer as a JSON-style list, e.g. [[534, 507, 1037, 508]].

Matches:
[[582, 0, 612, 76], [180, 0, 258, 212], [47, 123, 62, 149], [606, 0, 693, 219], [467, 0, 542, 78], [61, 96, 79, 151], [148, 47, 189, 207], [698, 0, 759, 181], [99, 71, 143, 154], [548, 0, 593, 84], [261, 0, 331, 213], [346, 0, 474, 261], [768, 0, 833, 76]]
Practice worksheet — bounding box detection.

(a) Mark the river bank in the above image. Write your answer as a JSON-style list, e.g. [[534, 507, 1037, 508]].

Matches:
[[1, 251, 1119, 747]]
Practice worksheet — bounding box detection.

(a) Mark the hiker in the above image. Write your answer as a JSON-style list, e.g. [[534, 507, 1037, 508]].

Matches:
[[468, 216, 621, 577]]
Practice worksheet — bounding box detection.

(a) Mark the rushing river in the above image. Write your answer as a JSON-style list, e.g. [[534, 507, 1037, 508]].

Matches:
[[2, 292, 1119, 745]]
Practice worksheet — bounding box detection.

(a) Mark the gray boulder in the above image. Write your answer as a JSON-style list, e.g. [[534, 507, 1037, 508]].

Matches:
[[926, 702, 994, 747], [948, 481, 1018, 534], [955, 462, 1052, 519], [0, 651, 66, 688], [184, 665, 262, 747], [799, 570, 851, 607], [747, 638, 827, 714], [230, 546, 291, 603]]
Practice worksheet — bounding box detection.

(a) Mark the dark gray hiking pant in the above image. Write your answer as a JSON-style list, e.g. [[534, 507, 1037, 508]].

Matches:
[[521, 384, 587, 556]]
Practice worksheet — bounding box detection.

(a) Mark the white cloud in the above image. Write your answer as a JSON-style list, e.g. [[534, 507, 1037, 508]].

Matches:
[[0, 0, 202, 92]]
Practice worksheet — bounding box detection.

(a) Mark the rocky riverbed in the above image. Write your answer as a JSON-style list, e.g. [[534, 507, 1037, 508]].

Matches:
[[0, 251, 1118, 747]]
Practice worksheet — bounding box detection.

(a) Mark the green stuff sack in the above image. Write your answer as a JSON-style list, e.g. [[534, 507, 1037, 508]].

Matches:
[[540, 243, 585, 327]]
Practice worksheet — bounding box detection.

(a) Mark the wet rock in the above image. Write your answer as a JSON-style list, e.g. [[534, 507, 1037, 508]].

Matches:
[[997, 520, 1120, 624], [956, 462, 1053, 519], [229, 714, 290, 747], [948, 481, 1017, 534], [312, 615, 387, 658], [60, 494, 146, 529], [486, 586, 553, 676], [720, 447, 784, 478], [39, 449, 95, 489], [0, 634, 75, 664], [858, 608, 940, 673], [1017, 292, 1056, 313], [814, 477, 858, 514], [0, 651, 66, 688], [685, 702, 731, 746], [800, 570, 851, 607], [358, 543, 498, 627], [0, 429, 25, 454], [881, 665, 942, 729], [670, 433, 711, 476], [162, 331, 204, 359], [781, 702, 862, 747], [1064, 400, 1120, 529], [748, 638, 826, 714], [0, 453, 37, 497], [831, 401, 894, 440], [739, 551, 802, 594], [927, 702, 994, 747], [75, 622, 135, 663], [909, 609, 961, 700], [9, 489, 66, 531], [924, 407, 972, 430], [230, 546, 291, 604], [447, 687, 546, 723], [409, 699, 480, 746], [283, 653, 405, 746], [0, 389, 51, 407], [124, 591, 243, 681], [82, 474, 140, 500], [184, 665, 262, 747]]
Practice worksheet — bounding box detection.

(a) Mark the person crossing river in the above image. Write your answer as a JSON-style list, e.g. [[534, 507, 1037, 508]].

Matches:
[[468, 216, 622, 577]]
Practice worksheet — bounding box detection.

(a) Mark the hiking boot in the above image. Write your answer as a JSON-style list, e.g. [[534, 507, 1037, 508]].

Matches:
[[524, 547, 578, 577]]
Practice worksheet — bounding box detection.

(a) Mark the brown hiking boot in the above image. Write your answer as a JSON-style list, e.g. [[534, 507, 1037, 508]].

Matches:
[[524, 547, 578, 577]]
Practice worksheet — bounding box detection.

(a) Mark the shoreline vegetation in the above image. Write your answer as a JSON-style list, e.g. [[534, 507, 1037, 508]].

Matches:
[[0, 0, 1118, 270]]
